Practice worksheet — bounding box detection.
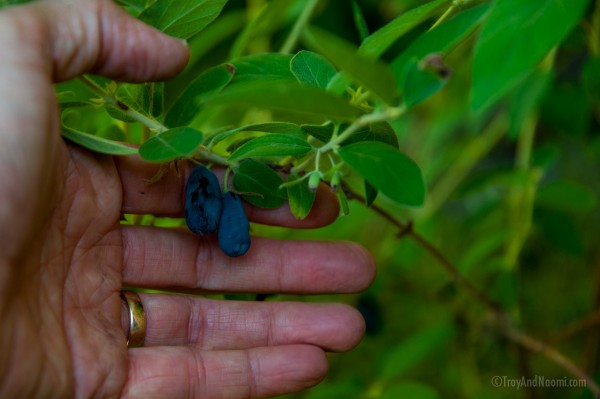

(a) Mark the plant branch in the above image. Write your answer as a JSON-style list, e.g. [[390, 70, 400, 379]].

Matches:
[[78, 76, 166, 133], [77, 76, 233, 167], [507, 328, 600, 395], [429, 3, 456, 31], [348, 188, 600, 396], [197, 147, 230, 167], [351, 189, 503, 313], [279, 0, 319, 53], [550, 309, 600, 343], [320, 106, 405, 153]]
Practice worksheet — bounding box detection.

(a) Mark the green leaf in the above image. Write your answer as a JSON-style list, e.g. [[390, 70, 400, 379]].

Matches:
[[165, 64, 234, 128], [338, 189, 350, 216], [471, 0, 589, 110], [536, 180, 597, 214], [183, 10, 246, 72], [536, 209, 585, 256], [286, 174, 316, 219], [380, 323, 454, 380], [0, 0, 32, 8], [302, 121, 399, 147], [508, 68, 552, 139], [583, 56, 600, 101], [138, 127, 203, 162], [104, 83, 148, 123], [210, 122, 304, 146], [233, 159, 286, 208], [230, 53, 296, 85], [290, 51, 337, 89], [342, 122, 399, 148], [400, 57, 450, 107], [359, 0, 448, 59], [303, 26, 398, 104], [138, 0, 228, 39], [364, 180, 378, 206], [211, 80, 361, 121], [229, 134, 312, 161], [339, 141, 425, 206], [351, 0, 370, 42], [148, 82, 165, 118], [380, 382, 440, 399], [62, 126, 138, 156], [302, 123, 336, 143], [391, 4, 489, 79]]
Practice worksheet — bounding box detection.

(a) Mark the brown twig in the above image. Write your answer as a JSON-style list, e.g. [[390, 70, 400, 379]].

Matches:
[[352, 190, 503, 313], [348, 188, 600, 396], [551, 309, 600, 343], [507, 328, 600, 395]]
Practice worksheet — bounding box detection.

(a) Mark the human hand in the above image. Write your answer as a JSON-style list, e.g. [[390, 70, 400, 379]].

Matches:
[[0, 1, 375, 398]]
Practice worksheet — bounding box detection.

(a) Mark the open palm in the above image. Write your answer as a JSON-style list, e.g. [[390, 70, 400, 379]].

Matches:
[[0, 1, 374, 398]]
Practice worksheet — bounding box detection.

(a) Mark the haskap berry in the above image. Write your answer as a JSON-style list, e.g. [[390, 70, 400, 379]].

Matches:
[[185, 165, 223, 235], [218, 192, 251, 257]]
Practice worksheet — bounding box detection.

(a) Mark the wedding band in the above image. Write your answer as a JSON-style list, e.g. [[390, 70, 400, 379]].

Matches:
[[121, 291, 146, 348]]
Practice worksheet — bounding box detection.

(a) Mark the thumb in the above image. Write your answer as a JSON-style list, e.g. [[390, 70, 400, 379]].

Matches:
[[0, 0, 189, 82]]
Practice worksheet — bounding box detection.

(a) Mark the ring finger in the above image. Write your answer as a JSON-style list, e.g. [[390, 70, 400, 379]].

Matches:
[[135, 294, 365, 352]]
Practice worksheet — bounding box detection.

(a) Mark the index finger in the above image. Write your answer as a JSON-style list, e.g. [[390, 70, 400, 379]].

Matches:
[[115, 156, 340, 228]]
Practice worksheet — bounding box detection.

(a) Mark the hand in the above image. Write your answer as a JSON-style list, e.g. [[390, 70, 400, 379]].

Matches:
[[0, 1, 375, 398]]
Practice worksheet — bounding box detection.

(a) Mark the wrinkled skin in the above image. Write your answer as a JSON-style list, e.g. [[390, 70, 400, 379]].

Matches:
[[0, 0, 375, 398]]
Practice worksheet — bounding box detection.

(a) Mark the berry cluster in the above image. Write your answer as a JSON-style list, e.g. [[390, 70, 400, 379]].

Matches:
[[185, 165, 251, 257]]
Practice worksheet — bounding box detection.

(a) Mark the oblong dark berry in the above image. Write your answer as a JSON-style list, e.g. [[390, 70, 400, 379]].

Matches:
[[185, 165, 223, 235], [218, 192, 251, 257]]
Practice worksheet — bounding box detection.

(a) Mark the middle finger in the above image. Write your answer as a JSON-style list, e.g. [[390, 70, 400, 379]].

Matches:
[[120, 225, 375, 294]]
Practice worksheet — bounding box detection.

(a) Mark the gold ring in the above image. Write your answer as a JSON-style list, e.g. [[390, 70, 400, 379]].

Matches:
[[120, 291, 146, 348]]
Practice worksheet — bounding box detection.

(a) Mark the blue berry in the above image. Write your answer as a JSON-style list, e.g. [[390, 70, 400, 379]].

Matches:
[[218, 192, 251, 257], [185, 165, 223, 235]]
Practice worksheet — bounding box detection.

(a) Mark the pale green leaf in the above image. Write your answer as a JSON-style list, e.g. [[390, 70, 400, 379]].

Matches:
[[138, 127, 203, 162], [360, 0, 448, 59], [286, 174, 316, 219], [62, 126, 138, 156], [290, 51, 337, 89], [230, 53, 295, 85], [211, 80, 361, 121], [209, 122, 304, 146], [351, 0, 370, 42], [229, 134, 311, 161], [165, 64, 234, 127], [139, 0, 228, 39]]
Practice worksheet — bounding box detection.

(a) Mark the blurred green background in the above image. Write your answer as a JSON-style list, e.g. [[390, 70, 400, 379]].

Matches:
[[187, 1, 600, 398]]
